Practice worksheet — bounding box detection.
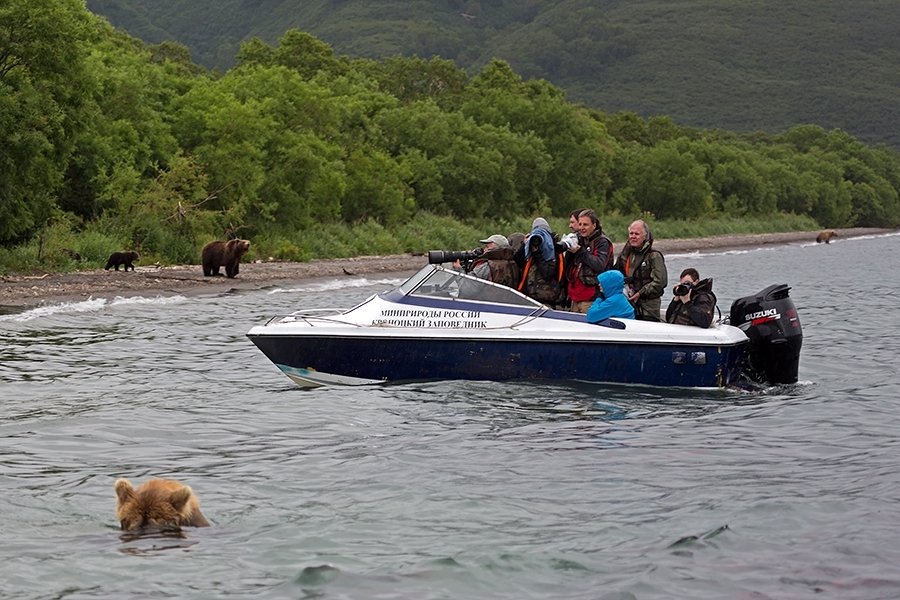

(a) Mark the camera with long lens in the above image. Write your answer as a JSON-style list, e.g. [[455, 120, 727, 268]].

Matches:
[[673, 280, 694, 296], [428, 247, 484, 266]]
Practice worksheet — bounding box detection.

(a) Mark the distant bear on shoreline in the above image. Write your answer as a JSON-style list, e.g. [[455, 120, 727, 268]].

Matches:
[[816, 230, 838, 244], [105, 251, 140, 271], [201, 239, 251, 278], [114, 478, 210, 531]]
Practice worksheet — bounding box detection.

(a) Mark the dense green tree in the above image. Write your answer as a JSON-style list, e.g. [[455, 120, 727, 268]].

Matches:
[[3, 15, 900, 271], [354, 55, 469, 109], [236, 30, 348, 80], [777, 124, 830, 154], [788, 152, 853, 227], [341, 148, 414, 225], [599, 111, 651, 146], [376, 100, 551, 218], [58, 26, 188, 221], [759, 159, 806, 217], [86, 0, 900, 149], [106, 153, 218, 260], [820, 129, 900, 227], [0, 0, 95, 243], [683, 139, 774, 216], [171, 78, 275, 230], [631, 141, 713, 220], [461, 60, 616, 215], [261, 130, 346, 230]]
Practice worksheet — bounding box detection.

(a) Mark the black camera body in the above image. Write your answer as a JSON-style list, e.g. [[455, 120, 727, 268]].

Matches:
[[428, 248, 484, 266], [673, 280, 694, 297]]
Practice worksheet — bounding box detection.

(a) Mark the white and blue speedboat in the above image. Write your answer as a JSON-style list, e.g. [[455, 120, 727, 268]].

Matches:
[[247, 263, 802, 389]]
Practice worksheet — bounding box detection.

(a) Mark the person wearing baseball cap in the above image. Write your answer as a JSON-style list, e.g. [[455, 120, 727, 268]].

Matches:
[[464, 233, 519, 288], [478, 234, 509, 249]]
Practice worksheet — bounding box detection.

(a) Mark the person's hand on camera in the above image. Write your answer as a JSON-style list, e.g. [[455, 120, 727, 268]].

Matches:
[[560, 233, 580, 253], [673, 280, 694, 304]]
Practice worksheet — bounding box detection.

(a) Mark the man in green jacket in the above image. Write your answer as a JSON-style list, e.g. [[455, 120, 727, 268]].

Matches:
[[615, 219, 668, 321]]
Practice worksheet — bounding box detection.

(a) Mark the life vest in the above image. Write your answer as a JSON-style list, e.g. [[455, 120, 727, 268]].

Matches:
[[667, 279, 717, 327], [574, 231, 613, 287], [624, 248, 664, 300], [471, 247, 520, 289], [518, 251, 565, 306]]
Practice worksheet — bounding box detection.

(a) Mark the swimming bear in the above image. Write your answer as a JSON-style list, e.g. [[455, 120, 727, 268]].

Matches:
[[114, 478, 210, 531]]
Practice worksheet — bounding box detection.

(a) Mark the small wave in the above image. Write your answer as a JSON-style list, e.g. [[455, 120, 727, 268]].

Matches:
[[0, 297, 108, 322], [842, 231, 900, 242], [268, 277, 405, 295], [668, 248, 753, 259], [108, 295, 187, 307], [0, 294, 187, 323], [666, 250, 703, 259], [670, 231, 900, 258], [803, 231, 899, 247]]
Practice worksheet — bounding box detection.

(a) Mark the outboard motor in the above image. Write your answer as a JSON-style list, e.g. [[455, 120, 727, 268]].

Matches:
[[730, 284, 802, 384]]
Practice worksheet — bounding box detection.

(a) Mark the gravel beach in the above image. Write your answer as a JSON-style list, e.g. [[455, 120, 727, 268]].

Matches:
[[0, 228, 890, 307]]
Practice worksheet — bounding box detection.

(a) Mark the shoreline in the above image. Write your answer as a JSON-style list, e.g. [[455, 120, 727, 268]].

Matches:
[[1, 227, 894, 308]]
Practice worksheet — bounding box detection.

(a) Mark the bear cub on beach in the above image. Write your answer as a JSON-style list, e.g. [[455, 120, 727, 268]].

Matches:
[[816, 230, 838, 244], [114, 478, 210, 531], [105, 251, 140, 271], [201, 239, 251, 278]]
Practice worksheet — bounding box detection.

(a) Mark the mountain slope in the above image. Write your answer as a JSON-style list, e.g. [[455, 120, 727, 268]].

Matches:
[[85, 0, 900, 146], [501, 0, 900, 147]]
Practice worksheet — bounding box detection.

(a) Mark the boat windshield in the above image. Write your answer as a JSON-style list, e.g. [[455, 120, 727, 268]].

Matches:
[[402, 266, 542, 307]]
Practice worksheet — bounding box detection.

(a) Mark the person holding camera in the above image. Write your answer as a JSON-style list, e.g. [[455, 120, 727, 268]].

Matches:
[[515, 218, 566, 308], [665, 268, 717, 328], [563, 209, 614, 313], [615, 219, 667, 321], [463, 234, 520, 289], [452, 234, 502, 271], [568, 207, 588, 234]]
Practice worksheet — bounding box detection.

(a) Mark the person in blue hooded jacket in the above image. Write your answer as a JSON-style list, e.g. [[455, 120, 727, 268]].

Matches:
[[514, 218, 565, 308], [586, 270, 635, 323]]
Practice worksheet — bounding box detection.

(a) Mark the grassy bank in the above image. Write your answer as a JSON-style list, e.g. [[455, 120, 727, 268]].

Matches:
[[0, 211, 820, 276]]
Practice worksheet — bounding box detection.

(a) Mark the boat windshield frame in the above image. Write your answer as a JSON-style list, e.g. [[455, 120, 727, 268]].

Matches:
[[398, 264, 544, 308]]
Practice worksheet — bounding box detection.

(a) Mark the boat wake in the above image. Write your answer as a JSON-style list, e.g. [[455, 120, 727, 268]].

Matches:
[[267, 277, 406, 295], [0, 294, 187, 323]]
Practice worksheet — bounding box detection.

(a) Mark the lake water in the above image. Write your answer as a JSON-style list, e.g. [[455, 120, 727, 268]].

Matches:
[[2, 232, 899, 600]]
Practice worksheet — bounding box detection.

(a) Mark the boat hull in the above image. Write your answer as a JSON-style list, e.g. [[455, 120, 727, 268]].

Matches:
[[247, 332, 746, 388]]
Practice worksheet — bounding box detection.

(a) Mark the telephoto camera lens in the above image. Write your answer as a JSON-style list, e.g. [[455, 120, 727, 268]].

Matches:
[[427, 250, 479, 264]]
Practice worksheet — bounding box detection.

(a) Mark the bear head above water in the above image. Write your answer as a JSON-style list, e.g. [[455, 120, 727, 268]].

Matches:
[[114, 478, 210, 531]]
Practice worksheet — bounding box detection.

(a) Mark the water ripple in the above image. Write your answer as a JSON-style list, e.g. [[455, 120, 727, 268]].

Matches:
[[1, 234, 900, 599]]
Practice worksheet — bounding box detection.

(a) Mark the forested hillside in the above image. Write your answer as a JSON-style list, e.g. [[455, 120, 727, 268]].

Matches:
[[3, 0, 900, 275], [85, 0, 900, 148]]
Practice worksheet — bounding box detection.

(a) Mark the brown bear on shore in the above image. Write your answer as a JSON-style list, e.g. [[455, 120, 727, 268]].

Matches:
[[105, 251, 140, 271], [201, 239, 251, 278], [114, 478, 210, 531], [816, 230, 838, 244]]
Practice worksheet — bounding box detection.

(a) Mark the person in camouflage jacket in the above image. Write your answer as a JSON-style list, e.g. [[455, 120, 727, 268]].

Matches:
[[614, 220, 668, 321], [665, 268, 717, 328], [469, 246, 520, 289]]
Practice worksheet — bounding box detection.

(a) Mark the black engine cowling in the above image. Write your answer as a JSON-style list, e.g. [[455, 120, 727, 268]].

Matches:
[[730, 284, 803, 385]]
